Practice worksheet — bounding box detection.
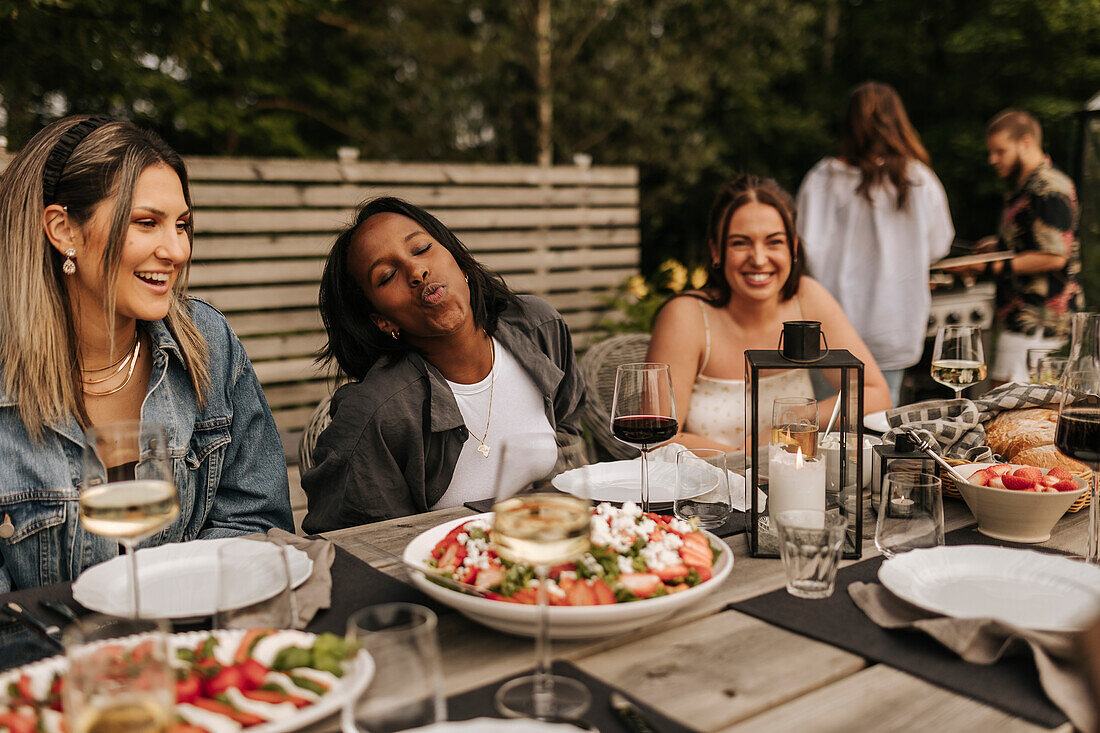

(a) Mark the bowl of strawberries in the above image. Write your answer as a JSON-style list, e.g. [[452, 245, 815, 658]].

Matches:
[[954, 463, 1087, 543]]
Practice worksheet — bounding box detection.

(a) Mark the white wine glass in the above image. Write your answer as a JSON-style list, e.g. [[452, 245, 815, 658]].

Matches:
[[610, 363, 678, 513], [931, 326, 986, 398], [80, 421, 179, 618], [491, 433, 592, 721]]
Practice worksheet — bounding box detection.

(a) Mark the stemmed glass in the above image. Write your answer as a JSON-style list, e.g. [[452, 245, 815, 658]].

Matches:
[[80, 421, 179, 618], [492, 433, 592, 721], [611, 363, 678, 513], [1055, 369, 1100, 564], [931, 326, 986, 398]]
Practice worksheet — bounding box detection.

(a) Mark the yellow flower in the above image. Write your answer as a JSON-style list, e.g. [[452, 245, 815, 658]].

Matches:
[[626, 274, 650, 299], [690, 265, 708, 289], [659, 259, 689, 292]]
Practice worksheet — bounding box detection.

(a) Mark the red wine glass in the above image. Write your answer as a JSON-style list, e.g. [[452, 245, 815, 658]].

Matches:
[[610, 363, 678, 513], [1055, 369, 1100, 564]]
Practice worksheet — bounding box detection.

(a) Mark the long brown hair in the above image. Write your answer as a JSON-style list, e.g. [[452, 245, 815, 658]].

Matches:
[[0, 116, 209, 436], [841, 81, 931, 209], [686, 173, 805, 309]]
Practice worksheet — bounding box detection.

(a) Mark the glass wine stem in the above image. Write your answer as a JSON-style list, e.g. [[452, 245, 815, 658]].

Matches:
[[1088, 475, 1098, 565], [640, 449, 651, 514], [123, 539, 140, 619], [533, 564, 552, 718]]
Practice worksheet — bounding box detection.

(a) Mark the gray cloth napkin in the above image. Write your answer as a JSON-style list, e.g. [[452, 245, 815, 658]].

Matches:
[[263, 529, 335, 628], [849, 581, 1096, 732], [882, 383, 1063, 459]]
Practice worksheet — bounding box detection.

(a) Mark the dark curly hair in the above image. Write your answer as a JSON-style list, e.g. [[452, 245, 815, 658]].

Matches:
[[317, 197, 520, 380]]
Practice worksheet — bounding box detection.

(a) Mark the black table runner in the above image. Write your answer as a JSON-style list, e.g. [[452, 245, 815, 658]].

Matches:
[[727, 527, 1070, 728]]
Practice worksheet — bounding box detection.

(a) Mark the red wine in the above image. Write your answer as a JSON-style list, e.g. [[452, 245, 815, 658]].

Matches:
[[611, 415, 678, 448], [1055, 407, 1100, 468]]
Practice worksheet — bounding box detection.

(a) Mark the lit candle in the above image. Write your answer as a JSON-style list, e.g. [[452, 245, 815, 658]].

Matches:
[[890, 496, 915, 517], [769, 443, 826, 527]]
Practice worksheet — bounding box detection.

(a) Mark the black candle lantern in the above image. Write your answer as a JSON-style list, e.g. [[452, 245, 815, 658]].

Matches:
[[745, 321, 865, 559]]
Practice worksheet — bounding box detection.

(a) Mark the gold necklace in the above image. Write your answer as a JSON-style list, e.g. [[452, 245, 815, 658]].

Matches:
[[81, 332, 139, 385], [82, 336, 141, 396], [471, 338, 495, 458]]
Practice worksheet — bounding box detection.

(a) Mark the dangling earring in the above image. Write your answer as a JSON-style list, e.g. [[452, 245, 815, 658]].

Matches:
[[464, 273, 469, 283], [62, 248, 76, 275], [390, 330, 400, 340]]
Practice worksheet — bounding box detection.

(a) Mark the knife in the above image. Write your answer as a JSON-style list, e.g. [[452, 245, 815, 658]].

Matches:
[[610, 691, 662, 733], [2, 602, 64, 651], [38, 599, 80, 624]]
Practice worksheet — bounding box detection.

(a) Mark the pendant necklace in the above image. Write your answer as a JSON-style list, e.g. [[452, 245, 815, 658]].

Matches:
[[471, 338, 495, 458]]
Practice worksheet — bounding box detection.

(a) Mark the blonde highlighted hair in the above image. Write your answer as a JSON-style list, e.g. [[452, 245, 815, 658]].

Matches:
[[0, 116, 209, 437]]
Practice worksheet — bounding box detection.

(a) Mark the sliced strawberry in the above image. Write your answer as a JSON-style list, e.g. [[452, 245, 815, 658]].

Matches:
[[1040, 474, 1061, 487], [192, 698, 265, 727], [1046, 467, 1074, 480], [619, 573, 661, 599], [989, 464, 1013, 476], [203, 666, 246, 698], [589, 578, 616, 605], [473, 566, 503, 589], [564, 579, 596, 606], [13, 674, 35, 704], [241, 689, 311, 709], [0, 712, 38, 733], [504, 588, 538, 604], [967, 468, 994, 486], [238, 659, 268, 691], [546, 563, 573, 579], [233, 629, 274, 665], [680, 534, 713, 568], [1055, 480, 1082, 492], [1001, 475, 1036, 491], [437, 543, 467, 570], [989, 476, 1005, 488], [1013, 467, 1043, 480], [653, 563, 690, 582], [176, 673, 202, 705], [693, 564, 713, 582]]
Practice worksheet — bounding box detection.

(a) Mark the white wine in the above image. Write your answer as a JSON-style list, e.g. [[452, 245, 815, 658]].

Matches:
[[76, 698, 169, 733], [930, 359, 987, 390], [492, 493, 590, 567], [79, 480, 179, 540], [771, 424, 819, 460]]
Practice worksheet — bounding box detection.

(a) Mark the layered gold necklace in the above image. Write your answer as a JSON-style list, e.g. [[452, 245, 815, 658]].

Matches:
[[81, 333, 141, 397]]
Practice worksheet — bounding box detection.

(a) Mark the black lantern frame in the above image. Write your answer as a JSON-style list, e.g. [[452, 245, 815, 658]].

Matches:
[[745, 347, 865, 559]]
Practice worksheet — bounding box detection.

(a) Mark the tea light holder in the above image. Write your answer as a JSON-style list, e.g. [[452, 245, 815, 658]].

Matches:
[[872, 432, 935, 514], [746, 321, 865, 558]]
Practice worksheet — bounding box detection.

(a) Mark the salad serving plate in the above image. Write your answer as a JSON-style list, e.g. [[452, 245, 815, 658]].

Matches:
[[878, 545, 1100, 632], [403, 512, 734, 640]]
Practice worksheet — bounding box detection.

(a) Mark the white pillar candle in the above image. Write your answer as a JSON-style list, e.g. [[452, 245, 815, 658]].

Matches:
[[769, 444, 826, 526]]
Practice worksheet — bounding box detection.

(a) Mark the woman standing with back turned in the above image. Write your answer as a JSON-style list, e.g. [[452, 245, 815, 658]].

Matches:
[[796, 81, 954, 405]]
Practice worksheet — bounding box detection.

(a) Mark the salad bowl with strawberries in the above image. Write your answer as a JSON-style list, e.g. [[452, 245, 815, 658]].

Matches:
[[403, 504, 734, 640], [954, 463, 1087, 543]]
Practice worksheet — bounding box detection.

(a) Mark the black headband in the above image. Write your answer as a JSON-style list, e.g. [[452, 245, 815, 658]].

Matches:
[[41, 116, 113, 206]]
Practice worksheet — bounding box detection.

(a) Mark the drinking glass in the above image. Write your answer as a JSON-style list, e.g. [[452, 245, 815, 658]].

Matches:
[[492, 433, 591, 720], [80, 421, 179, 618], [771, 397, 819, 459], [342, 604, 445, 732], [64, 615, 173, 733], [674, 448, 732, 530], [1027, 347, 1056, 383], [1055, 369, 1100, 564], [215, 538, 299, 629], [768, 398, 825, 527], [874, 472, 944, 558], [1036, 356, 1069, 386], [931, 326, 986, 398], [774, 510, 846, 599], [611, 363, 678, 513]]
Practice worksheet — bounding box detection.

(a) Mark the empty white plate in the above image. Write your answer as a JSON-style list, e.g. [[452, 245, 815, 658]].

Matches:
[[73, 537, 313, 619], [878, 545, 1100, 631], [553, 460, 751, 509], [864, 410, 891, 433]]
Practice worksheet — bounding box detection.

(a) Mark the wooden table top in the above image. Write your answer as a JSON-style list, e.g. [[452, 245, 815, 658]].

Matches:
[[322, 501, 1089, 733]]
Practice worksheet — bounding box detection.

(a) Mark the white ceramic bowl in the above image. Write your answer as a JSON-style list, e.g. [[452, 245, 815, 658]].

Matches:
[[821, 432, 882, 491], [954, 463, 1087, 543], [402, 513, 734, 640]]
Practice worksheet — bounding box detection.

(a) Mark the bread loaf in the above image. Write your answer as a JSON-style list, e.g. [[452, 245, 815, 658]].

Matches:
[[1012, 444, 1091, 478], [985, 408, 1058, 459]]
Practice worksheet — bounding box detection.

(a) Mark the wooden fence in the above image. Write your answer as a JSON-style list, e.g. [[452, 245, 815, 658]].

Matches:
[[0, 154, 641, 463]]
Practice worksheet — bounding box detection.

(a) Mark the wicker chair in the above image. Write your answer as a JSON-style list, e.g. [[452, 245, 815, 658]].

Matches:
[[579, 333, 652, 460], [297, 395, 334, 471]]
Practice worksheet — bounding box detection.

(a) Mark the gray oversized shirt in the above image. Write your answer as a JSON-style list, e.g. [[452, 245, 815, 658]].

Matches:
[[300, 295, 585, 533]]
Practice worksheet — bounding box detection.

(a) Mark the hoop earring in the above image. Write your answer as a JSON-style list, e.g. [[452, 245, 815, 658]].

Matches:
[[63, 248, 76, 275]]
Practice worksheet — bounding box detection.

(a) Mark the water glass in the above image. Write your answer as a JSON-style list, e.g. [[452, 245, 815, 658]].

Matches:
[[674, 449, 732, 529], [1036, 355, 1069, 386], [343, 604, 446, 733], [1027, 347, 1056, 383], [216, 538, 298, 629], [774, 511, 846, 599], [874, 472, 944, 558], [64, 615, 173, 733]]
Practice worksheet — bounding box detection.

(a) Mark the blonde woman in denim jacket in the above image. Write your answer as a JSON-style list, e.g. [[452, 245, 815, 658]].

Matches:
[[0, 116, 292, 592]]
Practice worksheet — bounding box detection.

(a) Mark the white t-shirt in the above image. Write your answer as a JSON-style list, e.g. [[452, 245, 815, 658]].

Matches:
[[430, 338, 555, 509], [796, 158, 954, 370]]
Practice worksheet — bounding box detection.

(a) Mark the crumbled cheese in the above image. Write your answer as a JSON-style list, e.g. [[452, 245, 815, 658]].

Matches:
[[668, 517, 692, 534], [640, 530, 684, 570], [578, 553, 601, 574], [617, 555, 636, 575], [456, 532, 469, 543], [546, 580, 566, 599]]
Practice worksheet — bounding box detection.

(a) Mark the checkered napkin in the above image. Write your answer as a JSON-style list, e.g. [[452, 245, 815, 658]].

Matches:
[[882, 383, 1063, 459]]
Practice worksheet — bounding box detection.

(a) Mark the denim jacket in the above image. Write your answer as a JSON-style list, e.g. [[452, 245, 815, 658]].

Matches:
[[0, 298, 293, 592]]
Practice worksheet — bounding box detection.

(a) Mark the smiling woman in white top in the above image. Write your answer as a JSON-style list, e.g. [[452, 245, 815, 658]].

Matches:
[[647, 174, 892, 453], [796, 81, 954, 405]]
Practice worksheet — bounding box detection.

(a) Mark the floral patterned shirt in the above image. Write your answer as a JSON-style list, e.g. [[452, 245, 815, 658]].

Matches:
[[994, 161, 1083, 338]]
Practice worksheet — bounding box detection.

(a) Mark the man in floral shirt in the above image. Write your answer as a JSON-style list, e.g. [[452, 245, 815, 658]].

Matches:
[[982, 109, 1083, 385]]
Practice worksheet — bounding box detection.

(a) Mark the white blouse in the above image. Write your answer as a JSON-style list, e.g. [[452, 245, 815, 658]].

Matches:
[[796, 158, 954, 370]]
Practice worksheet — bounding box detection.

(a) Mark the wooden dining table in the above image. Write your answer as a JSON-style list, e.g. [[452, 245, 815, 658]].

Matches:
[[320, 500, 1090, 733]]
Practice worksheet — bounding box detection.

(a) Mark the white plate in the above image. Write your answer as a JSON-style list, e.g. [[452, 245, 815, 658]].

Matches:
[[553, 460, 748, 508], [864, 410, 890, 433], [397, 719, 574, 732], [0, 629, 374, 733], [878, 545, 1100, 631], [72, 538, 313, 619], [403, 513, 734, 640]]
